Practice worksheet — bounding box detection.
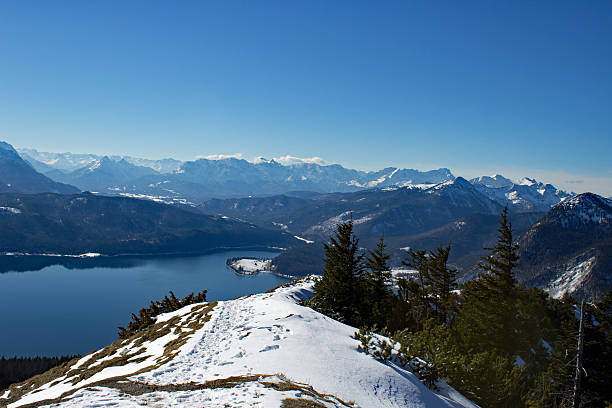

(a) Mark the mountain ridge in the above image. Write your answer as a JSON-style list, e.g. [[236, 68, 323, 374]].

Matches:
[[0, 143, 79, 195], [516, 192, 612, 299], [17, 146, 579, 212], [0, 192, 295, 256]]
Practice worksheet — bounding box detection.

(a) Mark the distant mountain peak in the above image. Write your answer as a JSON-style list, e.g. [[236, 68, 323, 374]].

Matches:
[[545, 192, 611, 229], [519, 177, 537, 186], [452, 176, 471, 186], [518, 191, 611, 299], [0, 141, 21, 160], [469, 173, 573, 212], [0, 141, 18, 153], [0, 142, 79, 194], [559, 192, 609, 207], [428, 176, 471, 191], [469, 174, 513, 189], [556, 192, 611, 217]]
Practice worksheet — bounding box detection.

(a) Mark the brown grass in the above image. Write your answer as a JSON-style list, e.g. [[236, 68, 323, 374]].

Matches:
[[262, 375, 355, 407], [0, 302, 216, 407], [281, 398, 328, 408], [4, 373, 355, 408]]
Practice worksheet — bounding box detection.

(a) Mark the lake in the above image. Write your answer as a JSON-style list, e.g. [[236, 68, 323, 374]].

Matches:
[[0, 250, 288, 357]]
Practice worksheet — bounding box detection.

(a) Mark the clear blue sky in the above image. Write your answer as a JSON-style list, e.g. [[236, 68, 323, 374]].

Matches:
[[1, 1, 611, 194]]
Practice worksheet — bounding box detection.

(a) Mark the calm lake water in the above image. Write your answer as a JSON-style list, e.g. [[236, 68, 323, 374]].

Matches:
[[0, 251, 287, 357]]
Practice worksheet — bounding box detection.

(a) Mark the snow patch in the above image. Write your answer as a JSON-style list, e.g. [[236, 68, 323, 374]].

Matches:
[[546, 257, 597, 299], [0, 207, 21, 215], [228, 258, 272, 275], [353, 215, 374, 225], [293, 235, 314, 244]]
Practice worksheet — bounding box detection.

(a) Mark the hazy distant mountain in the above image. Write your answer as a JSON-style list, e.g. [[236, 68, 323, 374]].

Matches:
[[469, 174, 515, 189], [18, 148, 99, 172], [0, 142, 79, 195], [470, 175, 572, 212], [516, 193, 612, 300], [119, 156, 183, 173], [169, 158, 455, 198], [18, 148, 182, 174], [17, 148, 577, 212], [18, 149, 456, 202], [0, 192, 295, 255], [51, 157, 160, 193]]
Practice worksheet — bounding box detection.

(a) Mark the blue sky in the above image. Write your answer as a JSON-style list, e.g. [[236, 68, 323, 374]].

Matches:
[[1, 1, 611, 194]]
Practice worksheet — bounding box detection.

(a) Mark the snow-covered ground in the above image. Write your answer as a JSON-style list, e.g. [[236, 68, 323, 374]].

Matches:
[[227, 258, 273, 275], [2, 278, 476, 408], [391, 268, 419, 281], [117, 192, 195, 206]]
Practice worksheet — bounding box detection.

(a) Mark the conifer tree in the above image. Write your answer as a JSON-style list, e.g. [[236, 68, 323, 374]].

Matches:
[[397, 248, 435, 328], [364, 236, 393, 328], [426, 244, 457, 323], [311, 219, 364, 325], [479, 206, 519, 290], [457, 206, 521, 354]]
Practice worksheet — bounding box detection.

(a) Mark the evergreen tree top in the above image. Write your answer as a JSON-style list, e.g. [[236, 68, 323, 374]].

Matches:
[[479, 206, 519, 286], [365, 236, 391, 274]]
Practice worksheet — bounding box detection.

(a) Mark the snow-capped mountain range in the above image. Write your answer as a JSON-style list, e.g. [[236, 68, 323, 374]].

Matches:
[[18, 148, 183, 174], [16, 146, 574, 211], [3, 142, 609, 299], [470, 174, 572, 212]]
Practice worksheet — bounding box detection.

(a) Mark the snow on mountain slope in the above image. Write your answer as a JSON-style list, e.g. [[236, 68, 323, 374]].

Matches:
[[469, 174, 513, 189], [2, 279, 476, 408], [553, 193, 611, 226], [470, 175, 572, 212], [545, 255, 597, 299], [17, 148, 182, 174], [516, 193, 612, 299], [425, 177, 500, 214]]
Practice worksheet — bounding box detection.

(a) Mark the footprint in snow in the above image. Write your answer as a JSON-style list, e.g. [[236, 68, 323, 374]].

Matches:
[[259, 345, 279, 352]]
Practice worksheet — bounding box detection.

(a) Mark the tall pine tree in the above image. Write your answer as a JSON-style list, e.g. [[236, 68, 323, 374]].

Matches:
[[426, 244, 458, 324], [311, 219, 364, 325], [364, 236, 393, 328], [457, 206, 521, 355]]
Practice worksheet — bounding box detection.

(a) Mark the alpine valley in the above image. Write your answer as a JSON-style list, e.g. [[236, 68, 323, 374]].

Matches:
[[3, 142, 610, 299]]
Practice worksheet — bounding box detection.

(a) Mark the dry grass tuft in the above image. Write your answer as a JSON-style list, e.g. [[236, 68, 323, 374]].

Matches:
[[0, 302, 216, 407], [281, 398, 328, 408]]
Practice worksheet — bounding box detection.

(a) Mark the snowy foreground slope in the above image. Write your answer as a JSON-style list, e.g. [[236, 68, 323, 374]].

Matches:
[[1, 278, 476, 408]]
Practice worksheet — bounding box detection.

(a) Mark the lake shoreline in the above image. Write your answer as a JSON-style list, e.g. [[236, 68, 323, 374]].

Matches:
[[0, 246, 284, 274], [0, 250, 289, 357]]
